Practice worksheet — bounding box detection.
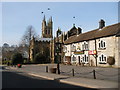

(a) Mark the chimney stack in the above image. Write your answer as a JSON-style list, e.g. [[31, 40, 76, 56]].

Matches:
[[99, 19, 105, 29]]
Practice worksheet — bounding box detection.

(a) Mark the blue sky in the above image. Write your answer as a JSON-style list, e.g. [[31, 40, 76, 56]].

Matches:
[[1, 2, 118, 46]]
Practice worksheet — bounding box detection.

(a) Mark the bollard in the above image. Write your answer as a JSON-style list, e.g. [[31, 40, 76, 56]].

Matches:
[[46, 66, 48, 73], [72, 69, 74, 77], [93, 69, 96, 79], [57, 63, 60, 74]]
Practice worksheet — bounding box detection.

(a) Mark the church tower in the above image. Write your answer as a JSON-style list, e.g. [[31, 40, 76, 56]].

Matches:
[[42, 15, 46, 38], [42, 15, 53, 38]]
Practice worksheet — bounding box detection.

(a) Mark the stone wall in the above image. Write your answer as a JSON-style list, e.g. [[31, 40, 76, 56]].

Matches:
[[64, 36, 119, 68]]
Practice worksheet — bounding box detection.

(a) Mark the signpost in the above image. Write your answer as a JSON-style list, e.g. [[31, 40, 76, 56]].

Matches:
[[88, 50, 97, 55]]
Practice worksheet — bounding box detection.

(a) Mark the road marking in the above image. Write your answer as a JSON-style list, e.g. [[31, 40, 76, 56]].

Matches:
[[60, 80, 98, 88], [27, 73, 54, 80]]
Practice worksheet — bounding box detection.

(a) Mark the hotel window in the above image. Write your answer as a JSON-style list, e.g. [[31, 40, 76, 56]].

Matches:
[[63, 46, 67, 52], [82, 41, 88, 50], [98, 40, 106, 49], [98, 54, 107, 64], [72, 55, 76, 61], [71, 44, 76, 52], [82, 55, 89, 63], [77, 46, 81, 51]]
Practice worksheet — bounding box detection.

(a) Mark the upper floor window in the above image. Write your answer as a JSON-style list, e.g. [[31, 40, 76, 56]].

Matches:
[[71, 44, 76, 52], [77, 45, 81, 51], [82, 41, 89, 50], [98, 40, 106, 49], [98, 54, 107, 64], [63, 46, 67, 52]]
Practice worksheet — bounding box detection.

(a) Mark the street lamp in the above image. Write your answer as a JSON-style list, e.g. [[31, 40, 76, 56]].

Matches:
[[55, 42, 61, 74]]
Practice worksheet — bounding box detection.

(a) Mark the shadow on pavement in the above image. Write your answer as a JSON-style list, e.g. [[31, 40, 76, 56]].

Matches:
[[2, 70, 98, 89]]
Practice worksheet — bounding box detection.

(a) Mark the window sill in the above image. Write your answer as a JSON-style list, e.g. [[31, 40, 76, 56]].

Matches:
[[82, 49, 89, 51], [98, 48, 106, 50], [99, 62, 106, 64], [81, 62, 89, 64]]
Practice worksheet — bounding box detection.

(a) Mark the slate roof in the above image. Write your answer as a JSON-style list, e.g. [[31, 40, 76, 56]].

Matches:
[[64, 23, 120, 44]]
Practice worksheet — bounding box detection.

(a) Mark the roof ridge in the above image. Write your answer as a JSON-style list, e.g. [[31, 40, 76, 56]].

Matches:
[[64, 23, 120, 44]]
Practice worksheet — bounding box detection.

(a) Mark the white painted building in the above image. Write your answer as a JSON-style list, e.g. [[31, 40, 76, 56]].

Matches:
[[63, 20, 120, 68]]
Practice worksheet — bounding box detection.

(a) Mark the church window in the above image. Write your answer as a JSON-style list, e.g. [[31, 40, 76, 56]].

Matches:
[[45, 29, 47, 34], [48, 29, 50, 34]]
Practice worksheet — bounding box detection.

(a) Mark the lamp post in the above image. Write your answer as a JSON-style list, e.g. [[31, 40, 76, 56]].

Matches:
[[55, 42, 61, 74]]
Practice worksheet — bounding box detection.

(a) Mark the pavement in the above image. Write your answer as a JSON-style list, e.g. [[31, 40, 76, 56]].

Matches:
[[4, 65, 120, 89]]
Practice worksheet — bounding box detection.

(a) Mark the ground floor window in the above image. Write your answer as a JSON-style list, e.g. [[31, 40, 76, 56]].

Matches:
[[98, 54, 107, 64], [72, 55, 76, 61], [81, 55, 89, 63]]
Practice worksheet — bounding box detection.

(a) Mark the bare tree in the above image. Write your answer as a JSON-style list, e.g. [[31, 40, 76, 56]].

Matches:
[[21, 26, 36, 45], [21, 25, 37, 62]]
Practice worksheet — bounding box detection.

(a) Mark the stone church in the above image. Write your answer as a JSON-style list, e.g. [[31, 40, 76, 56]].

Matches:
[[30, 15, 83, 63], [30, 15, 53, 63]]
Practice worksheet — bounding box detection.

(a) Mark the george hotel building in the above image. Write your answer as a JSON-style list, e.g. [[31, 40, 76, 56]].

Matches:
[[63, 20, 120, 68]]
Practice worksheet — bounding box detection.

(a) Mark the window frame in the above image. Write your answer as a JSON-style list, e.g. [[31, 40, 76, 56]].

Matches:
[[81, 54, 89, 64], [98, 40, 106, 49], [98, 54, 107, 64], [72, 55, 76, 61], [63, 46, 67, 52], [71, 44, 76, 52], [82, 41, 89, 51]]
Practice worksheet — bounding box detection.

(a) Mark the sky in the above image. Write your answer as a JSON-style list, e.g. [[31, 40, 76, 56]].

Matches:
[[0, 1, 119, 46]]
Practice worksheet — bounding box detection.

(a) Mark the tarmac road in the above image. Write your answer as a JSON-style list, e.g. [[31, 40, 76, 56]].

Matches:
[[2, 70, 97, 89]]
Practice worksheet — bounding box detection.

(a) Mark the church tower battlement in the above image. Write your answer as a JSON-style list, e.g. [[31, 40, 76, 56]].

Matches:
[[42, 15, 53, 38]]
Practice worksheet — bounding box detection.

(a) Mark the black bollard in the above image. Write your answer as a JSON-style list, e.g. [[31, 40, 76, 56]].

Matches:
[[57, 63, 60, 74], [72, 69, 74, 77], [46, 66, 48, 73], [93, 69, 96, 79]]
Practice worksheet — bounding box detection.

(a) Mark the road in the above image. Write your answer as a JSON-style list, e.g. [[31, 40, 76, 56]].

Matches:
[[2, 68, 97, 89], [13, 64, 119, 82]]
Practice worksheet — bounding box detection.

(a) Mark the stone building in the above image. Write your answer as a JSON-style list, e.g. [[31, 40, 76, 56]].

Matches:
[[63, 19, 120, 68], [50, 24, 82, 63], [30, 16, 53, 62]]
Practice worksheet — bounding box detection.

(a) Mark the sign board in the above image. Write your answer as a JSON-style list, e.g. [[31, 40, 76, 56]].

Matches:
[[88, 50, 97, 55], [74, 51, 84, 55]]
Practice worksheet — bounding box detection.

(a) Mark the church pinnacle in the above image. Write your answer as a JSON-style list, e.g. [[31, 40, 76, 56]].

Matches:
[[42, 15, 53, 38]]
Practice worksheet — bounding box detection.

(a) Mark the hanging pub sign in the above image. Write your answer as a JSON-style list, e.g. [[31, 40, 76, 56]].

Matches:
[[88, 50, 97, 55], [74, 51, 84, 55]]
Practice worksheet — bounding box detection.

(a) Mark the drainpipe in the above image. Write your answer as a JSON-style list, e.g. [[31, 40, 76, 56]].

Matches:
[[95, 39, 97, 66]]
